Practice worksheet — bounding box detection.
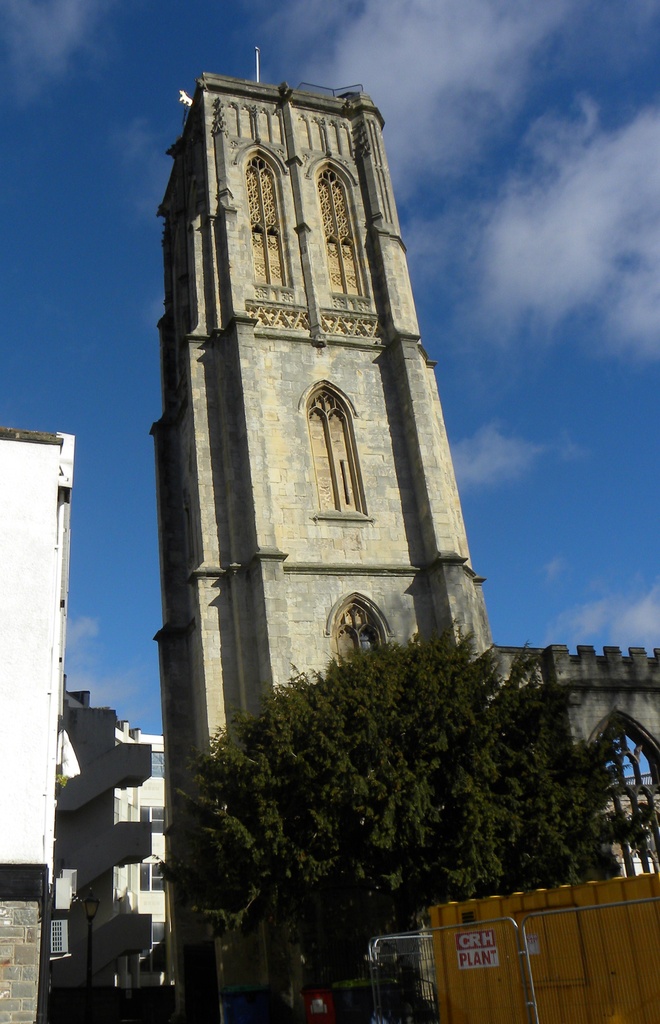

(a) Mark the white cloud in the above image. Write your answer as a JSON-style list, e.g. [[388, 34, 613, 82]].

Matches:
[[65, 614, 160, 730], [274, 0, 660, 189], [109, 118, 172, 219], [543, 556, 566, 583], [550, 580, 660, 650], [66, 614, 99, 659], [268, 0, 660, 359], [555, 432, 588, 463], [287, 0, 574, 185], [477, 101, 660, 357], [0, 0, 115, 96], [452, 421, 544, 489]]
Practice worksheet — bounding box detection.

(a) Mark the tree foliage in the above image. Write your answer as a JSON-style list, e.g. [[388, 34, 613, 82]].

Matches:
[[167, 635, 628, 935]]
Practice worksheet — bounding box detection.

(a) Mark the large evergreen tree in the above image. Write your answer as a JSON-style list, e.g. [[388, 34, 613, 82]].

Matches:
[[167, 635, 626, 936]]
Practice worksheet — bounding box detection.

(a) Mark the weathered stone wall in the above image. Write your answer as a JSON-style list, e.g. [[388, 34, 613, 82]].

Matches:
[[155, 76, 491, 738], [0, 901, 39, 1024], [547, 644, 660, 746], [497, 644, 660, 749]]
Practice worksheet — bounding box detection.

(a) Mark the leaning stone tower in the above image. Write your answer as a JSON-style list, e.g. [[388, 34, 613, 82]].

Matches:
[[152, 73, 490, 1016]]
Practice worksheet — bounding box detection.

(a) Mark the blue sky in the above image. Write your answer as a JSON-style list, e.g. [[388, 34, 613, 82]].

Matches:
[[2, 0, 660, 734]]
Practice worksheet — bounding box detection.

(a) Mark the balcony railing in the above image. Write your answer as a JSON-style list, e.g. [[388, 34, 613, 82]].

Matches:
[[624, 773, 655, 787]]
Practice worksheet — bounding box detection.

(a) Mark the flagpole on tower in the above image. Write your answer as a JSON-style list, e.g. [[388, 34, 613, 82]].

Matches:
[[255, 47, 261, 83]]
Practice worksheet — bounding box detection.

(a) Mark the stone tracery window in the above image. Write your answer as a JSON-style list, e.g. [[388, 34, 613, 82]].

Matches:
[[308, 387, 364, 513], [246, 156, 284, 285], [333, 598, 383, 659], [318, 168, 359, 294], [608, 722, 660, 877]]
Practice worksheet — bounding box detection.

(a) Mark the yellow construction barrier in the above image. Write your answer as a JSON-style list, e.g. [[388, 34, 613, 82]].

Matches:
[[428, 874, 660, 1024]]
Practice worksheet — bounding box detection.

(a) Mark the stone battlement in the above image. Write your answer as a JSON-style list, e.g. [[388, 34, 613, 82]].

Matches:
[[496, 644, 660, 742], [497, 644, 660, 689]]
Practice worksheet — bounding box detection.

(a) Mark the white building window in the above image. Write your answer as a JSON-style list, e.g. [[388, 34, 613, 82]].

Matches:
[[140, 862, 164, 892], [141, 806, 165, 833]]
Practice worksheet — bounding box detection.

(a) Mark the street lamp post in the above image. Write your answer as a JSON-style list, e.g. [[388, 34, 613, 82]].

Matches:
[[81, 890, 100, 1024]]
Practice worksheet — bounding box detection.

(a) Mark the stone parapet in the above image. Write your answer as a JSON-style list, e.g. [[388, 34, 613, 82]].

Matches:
[[496, 644, 660, 744], [498, 644, 660, 687]]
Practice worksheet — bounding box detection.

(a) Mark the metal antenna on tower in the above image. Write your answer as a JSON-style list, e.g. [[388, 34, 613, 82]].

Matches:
[[255, 47, 261, 83]]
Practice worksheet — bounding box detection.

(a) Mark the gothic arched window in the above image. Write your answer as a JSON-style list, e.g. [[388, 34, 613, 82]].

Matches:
[[308, 387, 364, 513], [333, 598, 384, 660], [607, 721, 660, 877], [318, 168, 359, 294], [246, 156, 284, 285]]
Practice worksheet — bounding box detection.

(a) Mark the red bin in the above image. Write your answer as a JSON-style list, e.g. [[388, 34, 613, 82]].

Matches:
[[302, 987, 336, 1024]]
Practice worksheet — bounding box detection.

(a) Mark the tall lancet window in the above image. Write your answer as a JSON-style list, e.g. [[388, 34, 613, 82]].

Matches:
[[308, 387, 364, 513], [318, 168, 359, 294], [246, 156, 284, 285]]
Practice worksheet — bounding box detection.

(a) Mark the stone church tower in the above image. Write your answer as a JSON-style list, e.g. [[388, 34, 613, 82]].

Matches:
[[152, 73, 490, 1014]]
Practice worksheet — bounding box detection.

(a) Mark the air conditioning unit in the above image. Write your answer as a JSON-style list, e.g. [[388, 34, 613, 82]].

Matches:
[[51, 919, 69, 955], [54, 868, 78, 910]]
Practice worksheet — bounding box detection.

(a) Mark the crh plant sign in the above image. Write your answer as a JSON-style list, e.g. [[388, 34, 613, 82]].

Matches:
[[455, 928, 499, 969]]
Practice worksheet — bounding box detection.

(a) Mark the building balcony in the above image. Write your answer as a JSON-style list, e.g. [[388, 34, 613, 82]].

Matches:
[[58, 743, 151, 812], [51, 911, 152, 987], [69, 821, 152, 890]]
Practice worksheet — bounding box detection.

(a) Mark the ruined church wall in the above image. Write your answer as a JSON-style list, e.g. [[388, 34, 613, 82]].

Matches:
[[498, 643, 660, 750]]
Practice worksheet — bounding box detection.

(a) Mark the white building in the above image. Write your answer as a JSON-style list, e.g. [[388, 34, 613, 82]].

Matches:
[[0, 426, 74, 1024], [51, 697, 172, 1021], [117, 726, 168, 988]]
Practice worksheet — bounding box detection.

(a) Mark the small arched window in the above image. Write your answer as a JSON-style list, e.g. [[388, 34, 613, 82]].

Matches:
[[308, 387, 364, 513], [318, 168, 359, 294], [246, 156, 284, 285], [333, 598, 383, 659]]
